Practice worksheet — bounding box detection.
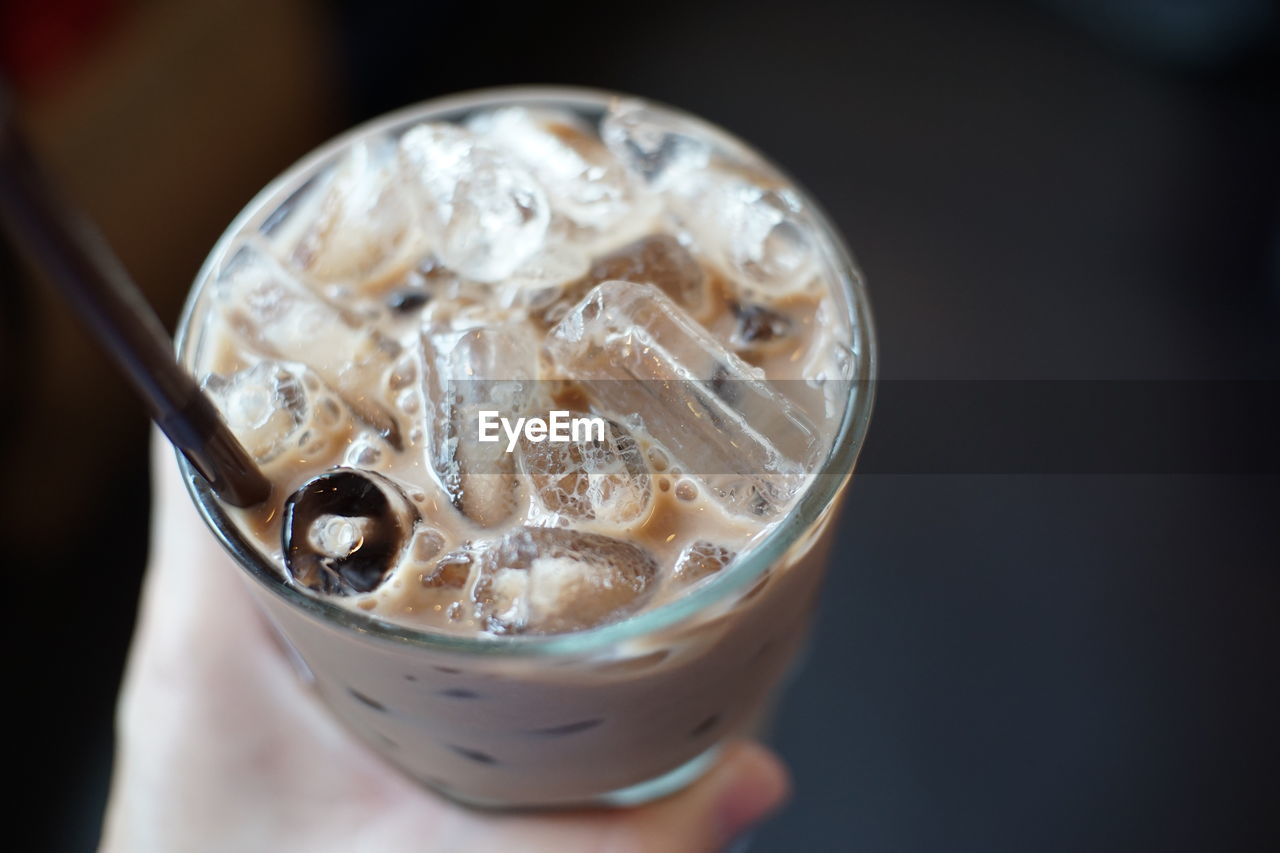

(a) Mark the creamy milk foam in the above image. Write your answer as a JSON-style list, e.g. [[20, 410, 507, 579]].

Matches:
[[179, 91, 869, 806]]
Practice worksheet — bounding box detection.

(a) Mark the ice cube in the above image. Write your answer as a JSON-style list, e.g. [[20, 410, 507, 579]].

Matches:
[[398, 123, 550, 282], [601, 99, 710, 191], [204, 361, 352, 469], [465, 526, 658, 634], [287, 140, 423, 293], [531, 233, 707, 328], [472, 107, 638, 232], [583, 234, 707, 315], [283, 469, 418, 595], [214, 245, 403, 447], [671, 175, 818, 300], [671, 540, 737, 585], [518, 415, 653, 528], [419, 545, 471, 590], [397, 524, 462, 590], [420, 320, 543, 527], [544, 280, 820, 517], [496, 238, 590, 308]]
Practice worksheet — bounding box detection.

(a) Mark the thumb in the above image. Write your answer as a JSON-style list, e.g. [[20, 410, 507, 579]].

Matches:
[[514, 741, 791, 853], [626, 741, 792, 852]]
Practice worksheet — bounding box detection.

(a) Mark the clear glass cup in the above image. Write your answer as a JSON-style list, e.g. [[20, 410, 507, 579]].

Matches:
[[174, 86, 876, 809]]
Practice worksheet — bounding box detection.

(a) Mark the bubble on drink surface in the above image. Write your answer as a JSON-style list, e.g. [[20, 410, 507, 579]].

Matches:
[[545, 280, 820, 518], [283, 469, 418, 595], [471, 107, 638, 232], [395, 387, 421, 416], [386, 351, 418, 391], [409, 526, 447, 563], [398, 123, 550, 283], [601, 99, 710, 191], [204, 361, 351, 467], [420, 320, 543, 528], [518, 416, 653, 528], [672, 540, 736, 585], [345, 438, 385, 469], [463, 527, 658, 634], [288, 140, 423, 292], [673, 479, 699, 502], [213, 245, 403, 447]]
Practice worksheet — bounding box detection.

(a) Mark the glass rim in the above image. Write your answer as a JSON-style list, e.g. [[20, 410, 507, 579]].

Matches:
[[175, 84, 878, 659]]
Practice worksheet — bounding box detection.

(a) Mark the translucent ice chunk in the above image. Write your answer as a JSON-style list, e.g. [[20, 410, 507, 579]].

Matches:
[[420, 320, 542, 527], [283, 469, 418, 595], [532, 233, 707, 328], [398, 123, 550, 282], [462, 526, 658, 634], [581, 233, 707, 316], [419, 541, 471, 590], [203, 361, 351, 468], [518, 415, 653, 528], [288, 140, 423, 292], [601, 99, 710, 191], [213, 246, 403, 446], [670, 175, 818, 300], [497, 238, 590, 308], [472, 107, 637, 231], [545, 281, 820, 517], [672, 540, 737, 585]]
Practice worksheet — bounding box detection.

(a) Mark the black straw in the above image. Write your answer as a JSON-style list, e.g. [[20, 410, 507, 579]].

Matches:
[[0, 89, 271, 507]]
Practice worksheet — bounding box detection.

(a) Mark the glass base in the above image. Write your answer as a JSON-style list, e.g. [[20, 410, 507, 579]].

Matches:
[[422, 743, 725, 812], [596, 744, 724, 808], [405, 667, 801, 812]]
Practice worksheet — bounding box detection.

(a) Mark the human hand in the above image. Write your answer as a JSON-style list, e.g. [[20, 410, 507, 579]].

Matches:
[[100, 435, 790, 852]]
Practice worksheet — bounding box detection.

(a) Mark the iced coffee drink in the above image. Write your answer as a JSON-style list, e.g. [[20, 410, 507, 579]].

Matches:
[[177, 88, 874, 807]]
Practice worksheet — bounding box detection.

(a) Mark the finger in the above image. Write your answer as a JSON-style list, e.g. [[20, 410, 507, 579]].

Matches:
[[116, 431, 295, 747], [503, 741, 791, 853], [132, 433, 277, 665], [620, 741, 791, 853]]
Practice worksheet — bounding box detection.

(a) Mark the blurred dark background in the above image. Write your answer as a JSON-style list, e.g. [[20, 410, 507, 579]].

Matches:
[[2, 0, 1277, 850]]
